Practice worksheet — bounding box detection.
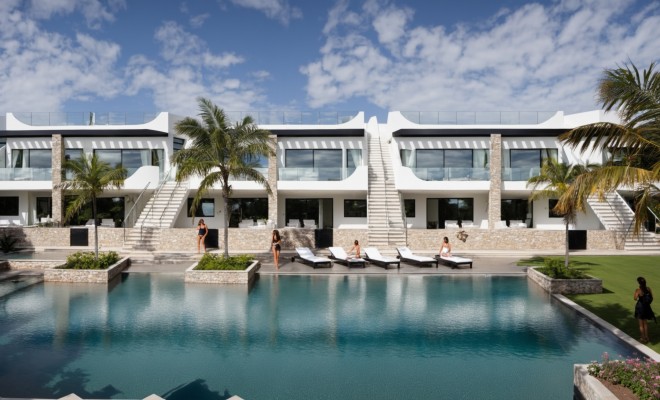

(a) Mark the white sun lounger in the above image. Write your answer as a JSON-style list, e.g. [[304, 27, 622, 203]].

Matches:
[[396, 247, 438, 268], [435, 254, 473, 269], [363, 247, 400, 269], [292, 247, 333, 268], [328, 247, 366, 268]]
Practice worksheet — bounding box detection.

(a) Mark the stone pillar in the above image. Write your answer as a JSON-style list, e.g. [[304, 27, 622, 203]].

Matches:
[[267, 134, 278, 228], [51, 134, 64, 226], [488, 134, 502, 229]]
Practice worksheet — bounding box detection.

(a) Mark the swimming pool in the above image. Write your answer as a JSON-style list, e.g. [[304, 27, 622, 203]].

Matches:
[[0, 274, 635, 399]]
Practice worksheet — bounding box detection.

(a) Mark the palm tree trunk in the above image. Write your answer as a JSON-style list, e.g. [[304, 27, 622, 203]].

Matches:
[[92, 195, 99, 260], [564, 220, 569, 268], [223, 190, 230, 258]]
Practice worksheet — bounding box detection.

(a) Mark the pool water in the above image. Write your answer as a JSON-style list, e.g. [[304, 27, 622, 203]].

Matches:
[[0, 274, 635, 399]]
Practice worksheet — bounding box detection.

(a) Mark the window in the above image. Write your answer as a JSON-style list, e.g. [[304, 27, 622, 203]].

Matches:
[[63, 196, 125, 226], [285, 199, 320, 226], [344, 199, 367, 218], [36, 197, 52, 220], [346, 149, 362, 175], [0, 138, 6, 167], [426, 198, 474, 229], [11, 149, 52, 168], [187, 198, 215, 217], [64, 149, 84, 180], [285, 149, 342, 180], [0, 197, 19, 216], [510, 149, 558, 169], [404, 199, 415, 218], [94, 149, 163, 176], [548, 199, 563, 218], [229, 198, 268, 227], [501, 199, 529, 226], [173, 137, 185, 153]]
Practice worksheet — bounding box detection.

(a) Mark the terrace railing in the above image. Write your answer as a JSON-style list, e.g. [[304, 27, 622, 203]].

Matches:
[[0, 167, 52, 181], [225, 111, 358, 125], [411, 167, 489, 181], [13, 112, 160, 126], [401, 111, 557, 125]]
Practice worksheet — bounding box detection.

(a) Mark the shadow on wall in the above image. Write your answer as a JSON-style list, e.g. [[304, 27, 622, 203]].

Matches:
[[162, 379, 235, 400], [0, 227, 29, 252]]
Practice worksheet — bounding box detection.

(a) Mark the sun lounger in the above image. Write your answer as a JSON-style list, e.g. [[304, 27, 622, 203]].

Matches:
[[292, 247, 333, 269], [396, 247, 438, 268], [435, 254, 473, 269], [363, 247, 400, 269], [328, 247, 366, 268]]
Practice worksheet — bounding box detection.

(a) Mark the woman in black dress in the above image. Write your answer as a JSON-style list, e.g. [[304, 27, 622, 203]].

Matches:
[[634, 276, 655, 343], [271, 230, 282, 270]]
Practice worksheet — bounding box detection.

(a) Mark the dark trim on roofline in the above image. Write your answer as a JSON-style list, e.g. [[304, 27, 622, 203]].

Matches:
[[0, 129, 168, 138], [270, 129, 364, 137], [392, 128, 570, 137]]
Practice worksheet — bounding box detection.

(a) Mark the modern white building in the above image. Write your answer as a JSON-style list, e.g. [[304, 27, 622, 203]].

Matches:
[[0, 109, 657, 252]]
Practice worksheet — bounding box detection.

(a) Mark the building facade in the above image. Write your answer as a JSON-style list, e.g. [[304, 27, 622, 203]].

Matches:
[[0, 109, 657, 252]]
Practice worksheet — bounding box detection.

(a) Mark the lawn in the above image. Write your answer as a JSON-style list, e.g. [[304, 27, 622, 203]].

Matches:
[[519, 255, 660, 353]]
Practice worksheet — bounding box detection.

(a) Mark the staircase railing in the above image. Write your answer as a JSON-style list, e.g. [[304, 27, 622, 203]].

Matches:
[[648, 207, 660, 234], [140, 168, 173, 228], [156, 180, 187, 228], [123, 182, 151, 241]]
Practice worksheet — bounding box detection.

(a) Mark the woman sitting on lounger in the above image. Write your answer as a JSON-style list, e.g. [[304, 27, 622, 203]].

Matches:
[[348, 240, 361, 259], [439, 237, 452, 257]]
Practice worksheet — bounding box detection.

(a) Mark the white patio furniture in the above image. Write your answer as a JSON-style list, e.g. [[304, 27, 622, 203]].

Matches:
[[302, 219, 317, 229]]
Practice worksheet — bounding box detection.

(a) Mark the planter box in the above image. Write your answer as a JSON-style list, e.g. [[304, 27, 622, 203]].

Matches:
[[44, 257, 130, 283], [185, 260, 260, 284], [573, 364, 618, 400], [527, 267, 602, 294]]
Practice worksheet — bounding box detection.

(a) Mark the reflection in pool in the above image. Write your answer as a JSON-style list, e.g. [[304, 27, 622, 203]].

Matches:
[[0, 274, 635, 399]]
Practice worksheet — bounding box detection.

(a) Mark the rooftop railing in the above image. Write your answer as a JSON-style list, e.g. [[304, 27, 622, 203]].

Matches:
[[225, 111, 358, 125], [13, 112, 160, 126], [401, 111, 557, 125]]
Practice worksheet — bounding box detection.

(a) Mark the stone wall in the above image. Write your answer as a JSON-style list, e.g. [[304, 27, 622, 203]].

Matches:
[[8, 260, 63, 270], [406, 228, 617, 251], [43, 257, 130, 283], [573, 364, 618, 400], [184, 260, 260, 284], [2, 226, 619, 252], [527, 267, 603, 294]]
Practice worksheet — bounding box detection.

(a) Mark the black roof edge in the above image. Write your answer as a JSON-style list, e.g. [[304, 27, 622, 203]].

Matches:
[[270, 128, 364, 137], [0, 129, 168, 138], [392, 128, 570, 137]]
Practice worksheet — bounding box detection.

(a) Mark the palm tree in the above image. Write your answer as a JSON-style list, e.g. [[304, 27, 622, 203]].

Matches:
[[60, 154, 126, 259], [560, 62, 660, 234], [172, 97, 275, 257], [528, 158, 593, 268]]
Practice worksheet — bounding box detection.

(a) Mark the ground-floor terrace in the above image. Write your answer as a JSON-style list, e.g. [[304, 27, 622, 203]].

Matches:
[[0, 225, 624, 253]]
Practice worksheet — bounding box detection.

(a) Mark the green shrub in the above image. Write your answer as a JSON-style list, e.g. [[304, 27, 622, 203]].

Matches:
[[536, 258, 587, 279], [0, 233, 19, 253], [588, 353, 660, 400], [63, 251, 120, 270], [195, 253, 253, 270]]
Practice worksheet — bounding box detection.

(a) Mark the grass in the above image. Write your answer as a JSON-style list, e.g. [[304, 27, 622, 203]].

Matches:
[[519, 255, 660, 353]]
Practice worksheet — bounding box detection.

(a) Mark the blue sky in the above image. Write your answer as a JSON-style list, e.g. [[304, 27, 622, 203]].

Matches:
[[0, 0, 658, 121]]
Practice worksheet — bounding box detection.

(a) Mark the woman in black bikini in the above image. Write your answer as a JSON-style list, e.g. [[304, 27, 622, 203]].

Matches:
[[271, 229, 282, 269], [196, 219, 208, 253], [634, 276, 655, 343]]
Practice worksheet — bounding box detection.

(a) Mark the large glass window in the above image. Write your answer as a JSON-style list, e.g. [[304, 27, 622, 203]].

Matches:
[[344, 199, 367, 218], [95, 150, 122, 169], [36, 197, 52, 220], [94, 149, 163, 176], [284, 149, 342, 180], [173, 137, 185, 154], [548, 199, 563, 218], [346, 149, 362, 176], [501, 199, 529, 226], [11, 149, 51, 168], [63, 196, 124, 226], [404, 199, 415, 218], [187, 198, 215, 218], [285, 199, 320, 227], [413, 149, 486, 180], [0, 138, 6, 167], [0, 197, 19, 215], [229, 198, 268, 227], [426, 198, 473, 229], [64, 149, 84, 180]]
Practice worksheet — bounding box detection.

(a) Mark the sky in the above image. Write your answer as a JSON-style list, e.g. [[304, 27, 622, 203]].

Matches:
[[0, 0, 658, 122]]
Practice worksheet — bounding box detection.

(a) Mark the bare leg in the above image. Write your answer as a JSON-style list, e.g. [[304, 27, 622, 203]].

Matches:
[[638, 319, 648, 342], [197, 236, 201, 253], [641, 320, 649, 342]]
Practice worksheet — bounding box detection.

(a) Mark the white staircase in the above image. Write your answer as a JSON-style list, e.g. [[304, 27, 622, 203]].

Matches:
[[587, 192, 660, 251], [123, 181, 188, 251], [367, 129, 406, 248]]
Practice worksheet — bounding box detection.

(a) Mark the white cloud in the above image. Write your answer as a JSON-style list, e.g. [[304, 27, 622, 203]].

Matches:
[[227, 0, 302, 25], [0, 4, 123, 112], [302, 0, 660, 114], [126, 22, 265, 116], [189, 13, 210, 28], [27, 0, 126, 29]]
